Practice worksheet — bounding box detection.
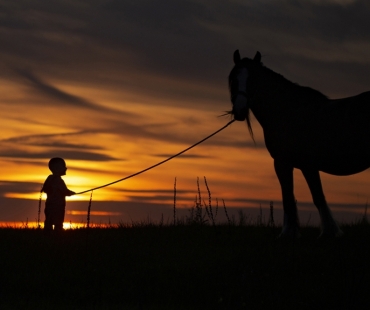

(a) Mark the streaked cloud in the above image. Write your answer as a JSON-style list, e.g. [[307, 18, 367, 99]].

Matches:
[[0, 149, 117, 161], [14, 69, 121, 113]]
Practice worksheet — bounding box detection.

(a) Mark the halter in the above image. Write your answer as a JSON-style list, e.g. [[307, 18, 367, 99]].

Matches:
[[236, 91, 248, 98]]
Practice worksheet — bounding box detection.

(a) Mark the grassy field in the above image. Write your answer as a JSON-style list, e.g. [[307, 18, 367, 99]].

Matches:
[[0, 218, 369, 310]]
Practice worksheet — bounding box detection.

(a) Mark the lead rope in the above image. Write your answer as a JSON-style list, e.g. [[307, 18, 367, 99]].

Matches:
[[75, 119, 235, 195], [37, 119, 235, 228]]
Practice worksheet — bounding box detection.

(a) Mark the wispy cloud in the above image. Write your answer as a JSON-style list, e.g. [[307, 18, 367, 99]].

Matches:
[[0, 181, 41, 196], [2, 131, 99, 146], [15, 69, 109, 111], [13, 68, 141, 118], [0, 149, 117, 161]]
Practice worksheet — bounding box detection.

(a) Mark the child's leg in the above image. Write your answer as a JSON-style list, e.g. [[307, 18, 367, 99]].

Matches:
[[54, 208, 65, 232], [44, 207, 53, 231]]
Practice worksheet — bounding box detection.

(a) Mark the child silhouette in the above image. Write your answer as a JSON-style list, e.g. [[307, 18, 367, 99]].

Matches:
[[41, 157, 75, 232]]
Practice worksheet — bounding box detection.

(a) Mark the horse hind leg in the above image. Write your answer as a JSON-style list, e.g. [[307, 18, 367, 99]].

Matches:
[[301, 168, 343, 237]]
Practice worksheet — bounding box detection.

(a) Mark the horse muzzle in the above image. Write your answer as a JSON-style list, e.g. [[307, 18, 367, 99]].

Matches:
[[232, 95, 248, 121], [233, 109, 247, 121]]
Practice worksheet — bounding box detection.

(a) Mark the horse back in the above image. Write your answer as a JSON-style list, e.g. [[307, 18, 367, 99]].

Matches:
[[316, 92, 370, 174], [264, 91, 370, 175]]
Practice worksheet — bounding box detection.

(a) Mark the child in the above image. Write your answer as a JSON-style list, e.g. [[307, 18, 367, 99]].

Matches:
[[41, 157, 75, 232]]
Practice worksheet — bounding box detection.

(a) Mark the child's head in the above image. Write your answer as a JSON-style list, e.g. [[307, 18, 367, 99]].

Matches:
[[48, 157, 67, 176]]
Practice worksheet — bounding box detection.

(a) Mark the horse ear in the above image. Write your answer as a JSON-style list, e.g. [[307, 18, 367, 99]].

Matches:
[[253, 51, 261, 63], [233, 50, 241, 64]]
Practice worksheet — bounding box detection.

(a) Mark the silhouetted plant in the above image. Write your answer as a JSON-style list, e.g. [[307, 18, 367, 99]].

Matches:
[[195, 177, 203, 223], [159, 213, 164, 227], [268, 201, 275, 227], [184, 177, 219, 225], [194, 196, 207, 225], [256, 204, 263, 226], [187, 177, 207, 225], [87, 191, 93, 229], [173, 177, 177, 225], [237, 209, 249, 226], [361, 201, 369, 225], [215, 198, 219, 221], [21, 218, 29, 229], [204, 176, 217, 226], [223, 199, 231, 226]]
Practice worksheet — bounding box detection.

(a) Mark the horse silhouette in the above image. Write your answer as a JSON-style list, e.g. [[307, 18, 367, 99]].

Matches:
[[229, 50, 370, 238]]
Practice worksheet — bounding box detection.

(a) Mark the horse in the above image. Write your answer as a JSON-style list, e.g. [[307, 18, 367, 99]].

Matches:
[[229, 50, 370, 238]]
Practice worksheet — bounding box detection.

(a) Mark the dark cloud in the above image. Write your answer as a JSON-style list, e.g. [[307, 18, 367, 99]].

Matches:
[[97, 0, 221, 77], [1, 0, 369, 103], [0, 180, 41, 196], [1, 114, 253, 162], [3, 102, 227, 156], [3, 0, 366, 135], [2, 131, 102, 149], [13, 68, 142, 118], [24, 141, 103, 150], [0, 149, 116, 161], [126, 195, 176, 202], [15, 69, 107, 111], [225, 0, 370, 43], [0, 130, 119, 162], [99, 117, 262, 149]]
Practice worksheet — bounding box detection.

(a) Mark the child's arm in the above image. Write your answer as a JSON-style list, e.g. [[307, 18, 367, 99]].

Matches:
[[66, 189, 75, 196], [58, 179, 75, 196]]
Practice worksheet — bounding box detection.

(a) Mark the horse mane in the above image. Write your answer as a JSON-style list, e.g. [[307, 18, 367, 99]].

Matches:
[[229, 57, 328, 141], [259, 63, 328, 101]]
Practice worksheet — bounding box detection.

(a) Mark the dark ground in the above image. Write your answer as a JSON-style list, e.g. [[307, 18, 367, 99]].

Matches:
[[0, 222, 369, 310]]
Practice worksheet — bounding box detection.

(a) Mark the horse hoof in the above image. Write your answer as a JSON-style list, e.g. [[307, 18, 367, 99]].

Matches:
[[319, 229, 344, 239], [278, 230, 301, 240]]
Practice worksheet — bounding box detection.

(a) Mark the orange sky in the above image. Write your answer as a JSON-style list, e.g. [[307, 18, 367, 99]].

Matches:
[[1, 0, 370, 226]]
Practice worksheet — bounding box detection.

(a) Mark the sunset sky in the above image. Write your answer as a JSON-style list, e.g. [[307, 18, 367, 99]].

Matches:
[[1, 0, 370, 226]]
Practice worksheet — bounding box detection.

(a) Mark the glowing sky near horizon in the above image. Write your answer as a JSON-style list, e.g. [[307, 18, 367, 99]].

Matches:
[[1, 0, 370, 224]]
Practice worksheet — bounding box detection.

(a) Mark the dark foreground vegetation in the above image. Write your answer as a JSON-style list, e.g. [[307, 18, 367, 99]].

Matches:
[[0, 220, 369, 310]]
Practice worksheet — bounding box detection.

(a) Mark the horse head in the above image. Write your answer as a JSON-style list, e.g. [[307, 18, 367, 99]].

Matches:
[[228, 50, 261, 139]]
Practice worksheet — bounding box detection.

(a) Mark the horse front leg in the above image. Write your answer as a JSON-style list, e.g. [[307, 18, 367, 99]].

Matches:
[[301, 168, 343, 237], [274, 159, 300, 238]]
